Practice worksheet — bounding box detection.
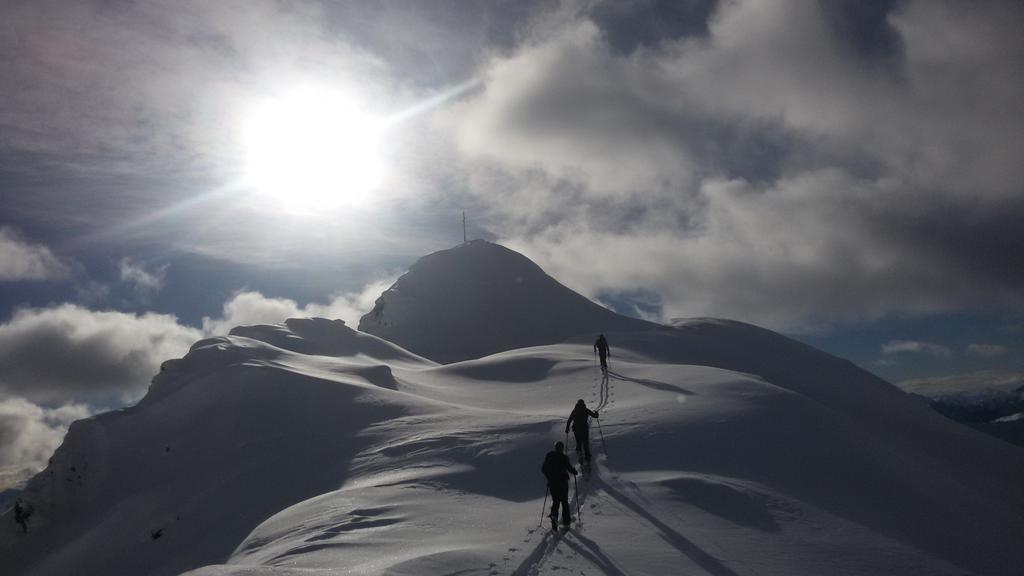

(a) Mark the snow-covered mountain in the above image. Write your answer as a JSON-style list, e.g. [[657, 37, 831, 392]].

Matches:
[[358, 240, 656, 363], [3, 242, 1023, 576]]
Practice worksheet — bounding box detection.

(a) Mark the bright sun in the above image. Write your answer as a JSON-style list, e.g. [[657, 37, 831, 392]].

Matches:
[[244, 88, 384, 212]]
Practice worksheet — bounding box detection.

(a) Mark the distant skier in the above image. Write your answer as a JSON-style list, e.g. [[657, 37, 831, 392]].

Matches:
[[541, 441, 577, 528], [594, 334, 610, 375], [566, 399, 599, 462], [14, 498, 32, 533]]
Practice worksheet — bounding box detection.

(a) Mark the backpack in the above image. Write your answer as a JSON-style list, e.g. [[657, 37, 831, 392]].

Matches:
[[541, 452, 559, 479]]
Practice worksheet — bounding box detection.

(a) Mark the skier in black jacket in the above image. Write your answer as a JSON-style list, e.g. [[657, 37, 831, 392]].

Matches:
[[566, 399, 599, 462], [594, 334, 610, 375], [541, 441, 577, 527]]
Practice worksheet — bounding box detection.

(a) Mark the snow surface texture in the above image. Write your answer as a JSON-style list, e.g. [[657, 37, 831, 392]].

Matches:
[[3, 242, 1024, 576]]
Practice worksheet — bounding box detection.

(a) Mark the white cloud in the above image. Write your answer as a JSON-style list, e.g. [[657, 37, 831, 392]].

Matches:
[[664, 0, 1024, 200], [0, 398, 92, 489], [881, 340, 952, 358], [440, 0, 1024, 330], [0, 276, 393, 407], [0, 304, 202, 405], [898, 370, 1024, 398], [74, 280, 112, 306], [201, 291, 304, 336], [446, 20, 697, 201], [201, 277, 395, 336], [0, 276, 393, 486], [504, 169, 1020, 331], [967, 344, 1008, 358], [119, 258, 167, 302], [0, 227, 70, 282]]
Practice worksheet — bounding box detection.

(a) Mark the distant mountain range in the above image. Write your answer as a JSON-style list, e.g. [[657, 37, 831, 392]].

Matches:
[[900, 371, 1024, 449]]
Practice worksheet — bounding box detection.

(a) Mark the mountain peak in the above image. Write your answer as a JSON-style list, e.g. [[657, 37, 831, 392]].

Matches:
[[358, 241, 654, 363]]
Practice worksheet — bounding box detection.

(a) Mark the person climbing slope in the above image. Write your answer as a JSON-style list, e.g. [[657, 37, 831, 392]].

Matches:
[[541, 441, 577, 528], [566, 399, 599, 462], [13, 498, 32, 533], [594, 334, 610, 375]]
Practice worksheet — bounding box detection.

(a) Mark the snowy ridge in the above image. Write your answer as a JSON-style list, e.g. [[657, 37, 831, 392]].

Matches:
[[3, 319, 438, 576], [3, 244, 1024, 576]]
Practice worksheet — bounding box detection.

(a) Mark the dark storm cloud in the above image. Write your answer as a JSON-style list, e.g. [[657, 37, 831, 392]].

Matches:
[[589, 0, 718, 54], [445, 0, 1024, 330], [818, 0, 905, 62]]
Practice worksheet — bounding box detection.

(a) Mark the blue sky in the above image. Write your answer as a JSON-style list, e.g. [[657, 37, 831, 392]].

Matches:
[[1, 0, 1022, 482]]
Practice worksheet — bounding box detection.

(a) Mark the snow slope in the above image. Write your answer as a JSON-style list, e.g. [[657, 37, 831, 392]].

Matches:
[[3, 243, 1024, 576]]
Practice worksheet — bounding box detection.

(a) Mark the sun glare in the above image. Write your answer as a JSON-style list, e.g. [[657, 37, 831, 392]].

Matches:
[[244, 88, 384, 213]]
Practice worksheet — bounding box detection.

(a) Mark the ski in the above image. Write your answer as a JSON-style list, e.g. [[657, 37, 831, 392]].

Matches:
[[549, 516, 574, 532]]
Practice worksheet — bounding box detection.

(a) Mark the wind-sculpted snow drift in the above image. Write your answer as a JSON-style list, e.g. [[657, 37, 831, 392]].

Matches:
[[2, 242, 1023, 576]]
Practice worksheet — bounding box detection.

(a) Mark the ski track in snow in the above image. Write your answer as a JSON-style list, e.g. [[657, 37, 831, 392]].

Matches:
[[511, 362, 611, 576], [505, 365, 741, 576]]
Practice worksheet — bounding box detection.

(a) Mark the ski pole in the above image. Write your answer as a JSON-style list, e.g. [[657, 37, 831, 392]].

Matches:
[[574, 473, 581, 522], [540, 485, 548, 526], [596, 416, 608, 458]]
